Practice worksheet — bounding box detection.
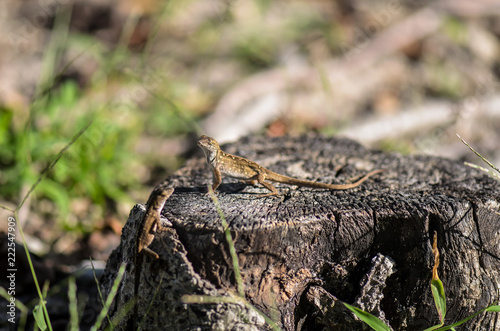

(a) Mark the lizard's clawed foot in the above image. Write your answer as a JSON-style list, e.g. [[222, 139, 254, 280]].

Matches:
[[141, 247, 160, 260]]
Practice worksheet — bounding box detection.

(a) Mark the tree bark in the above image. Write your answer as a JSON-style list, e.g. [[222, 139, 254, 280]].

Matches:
[[100, 134, 500, 330]]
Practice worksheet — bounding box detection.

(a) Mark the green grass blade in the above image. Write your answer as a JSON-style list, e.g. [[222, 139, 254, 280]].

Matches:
[[431, 278, 446, 323], [423, 324, 444, 331], [0, 286, 29, 331], [91, 263, 126, 331], [208, 186, 244, 296], [464, 162, 500, 181], [485, 305, 500, 312], [90, 258, 114, 328], [343, 303, 391, 331], [108, 294, 135, 330], [138, 275, 165, 330], [431, 305, 500, 330], [457, 134, 500, 177], [0, 204, 15, 212], [16, 121, 92, 211], [68, 277, 79, 331]]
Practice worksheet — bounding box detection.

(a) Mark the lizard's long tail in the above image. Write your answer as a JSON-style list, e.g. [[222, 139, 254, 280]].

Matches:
[[266, 169, 383, 189]]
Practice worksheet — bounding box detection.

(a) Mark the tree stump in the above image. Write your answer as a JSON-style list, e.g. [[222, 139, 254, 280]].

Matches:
[[100, 134, 500, 330]]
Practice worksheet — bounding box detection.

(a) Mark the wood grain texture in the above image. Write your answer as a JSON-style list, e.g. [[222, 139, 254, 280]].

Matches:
[[100, 134, 500, 330]]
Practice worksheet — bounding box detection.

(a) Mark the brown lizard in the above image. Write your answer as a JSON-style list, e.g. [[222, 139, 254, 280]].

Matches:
[[135, 186, 174, 259], [133, 185, 174, 330], [197, 135, 383, 196]]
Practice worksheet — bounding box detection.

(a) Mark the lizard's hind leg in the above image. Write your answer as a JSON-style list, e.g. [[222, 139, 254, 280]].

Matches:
[[257, 174, 280, 197]]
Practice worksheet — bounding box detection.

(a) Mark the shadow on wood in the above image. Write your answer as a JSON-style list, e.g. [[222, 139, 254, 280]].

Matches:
[[100, 134, 500, 330]]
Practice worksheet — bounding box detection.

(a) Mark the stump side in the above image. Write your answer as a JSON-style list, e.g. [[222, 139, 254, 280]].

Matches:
[[101, 134, 500, 330]]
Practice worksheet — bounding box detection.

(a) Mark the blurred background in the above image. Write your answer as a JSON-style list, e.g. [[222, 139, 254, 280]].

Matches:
[[1, 0, 500, 277]]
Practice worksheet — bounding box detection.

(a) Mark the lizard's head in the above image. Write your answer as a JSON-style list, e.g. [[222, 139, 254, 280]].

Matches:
[[197, 135, 219, 153]]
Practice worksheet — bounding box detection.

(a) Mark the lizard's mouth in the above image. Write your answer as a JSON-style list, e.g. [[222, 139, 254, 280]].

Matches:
[[197, 141, 210, 150]]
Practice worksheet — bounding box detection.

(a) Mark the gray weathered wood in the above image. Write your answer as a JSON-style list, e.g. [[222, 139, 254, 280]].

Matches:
[[100, 134, 500, 330]]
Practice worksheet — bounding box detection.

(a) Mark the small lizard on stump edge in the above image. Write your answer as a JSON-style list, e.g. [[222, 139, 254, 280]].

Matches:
[[197, 135, 383, 196], [133, 185, 174, 330]]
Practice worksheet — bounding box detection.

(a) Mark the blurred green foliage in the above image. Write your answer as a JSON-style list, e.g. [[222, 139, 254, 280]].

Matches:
[[0, 80, 144, 232]]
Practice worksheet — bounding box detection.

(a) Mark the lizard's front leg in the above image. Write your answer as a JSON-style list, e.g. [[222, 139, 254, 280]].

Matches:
[[211, 167, 222, 192]]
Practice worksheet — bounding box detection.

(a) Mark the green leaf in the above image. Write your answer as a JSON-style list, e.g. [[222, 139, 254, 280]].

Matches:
[[485, 305, 500, 312], [431, 278, 447, 322], [33, 303, 48, 330], [343, 303, 391, 331], [430, 304, 500, 330]]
